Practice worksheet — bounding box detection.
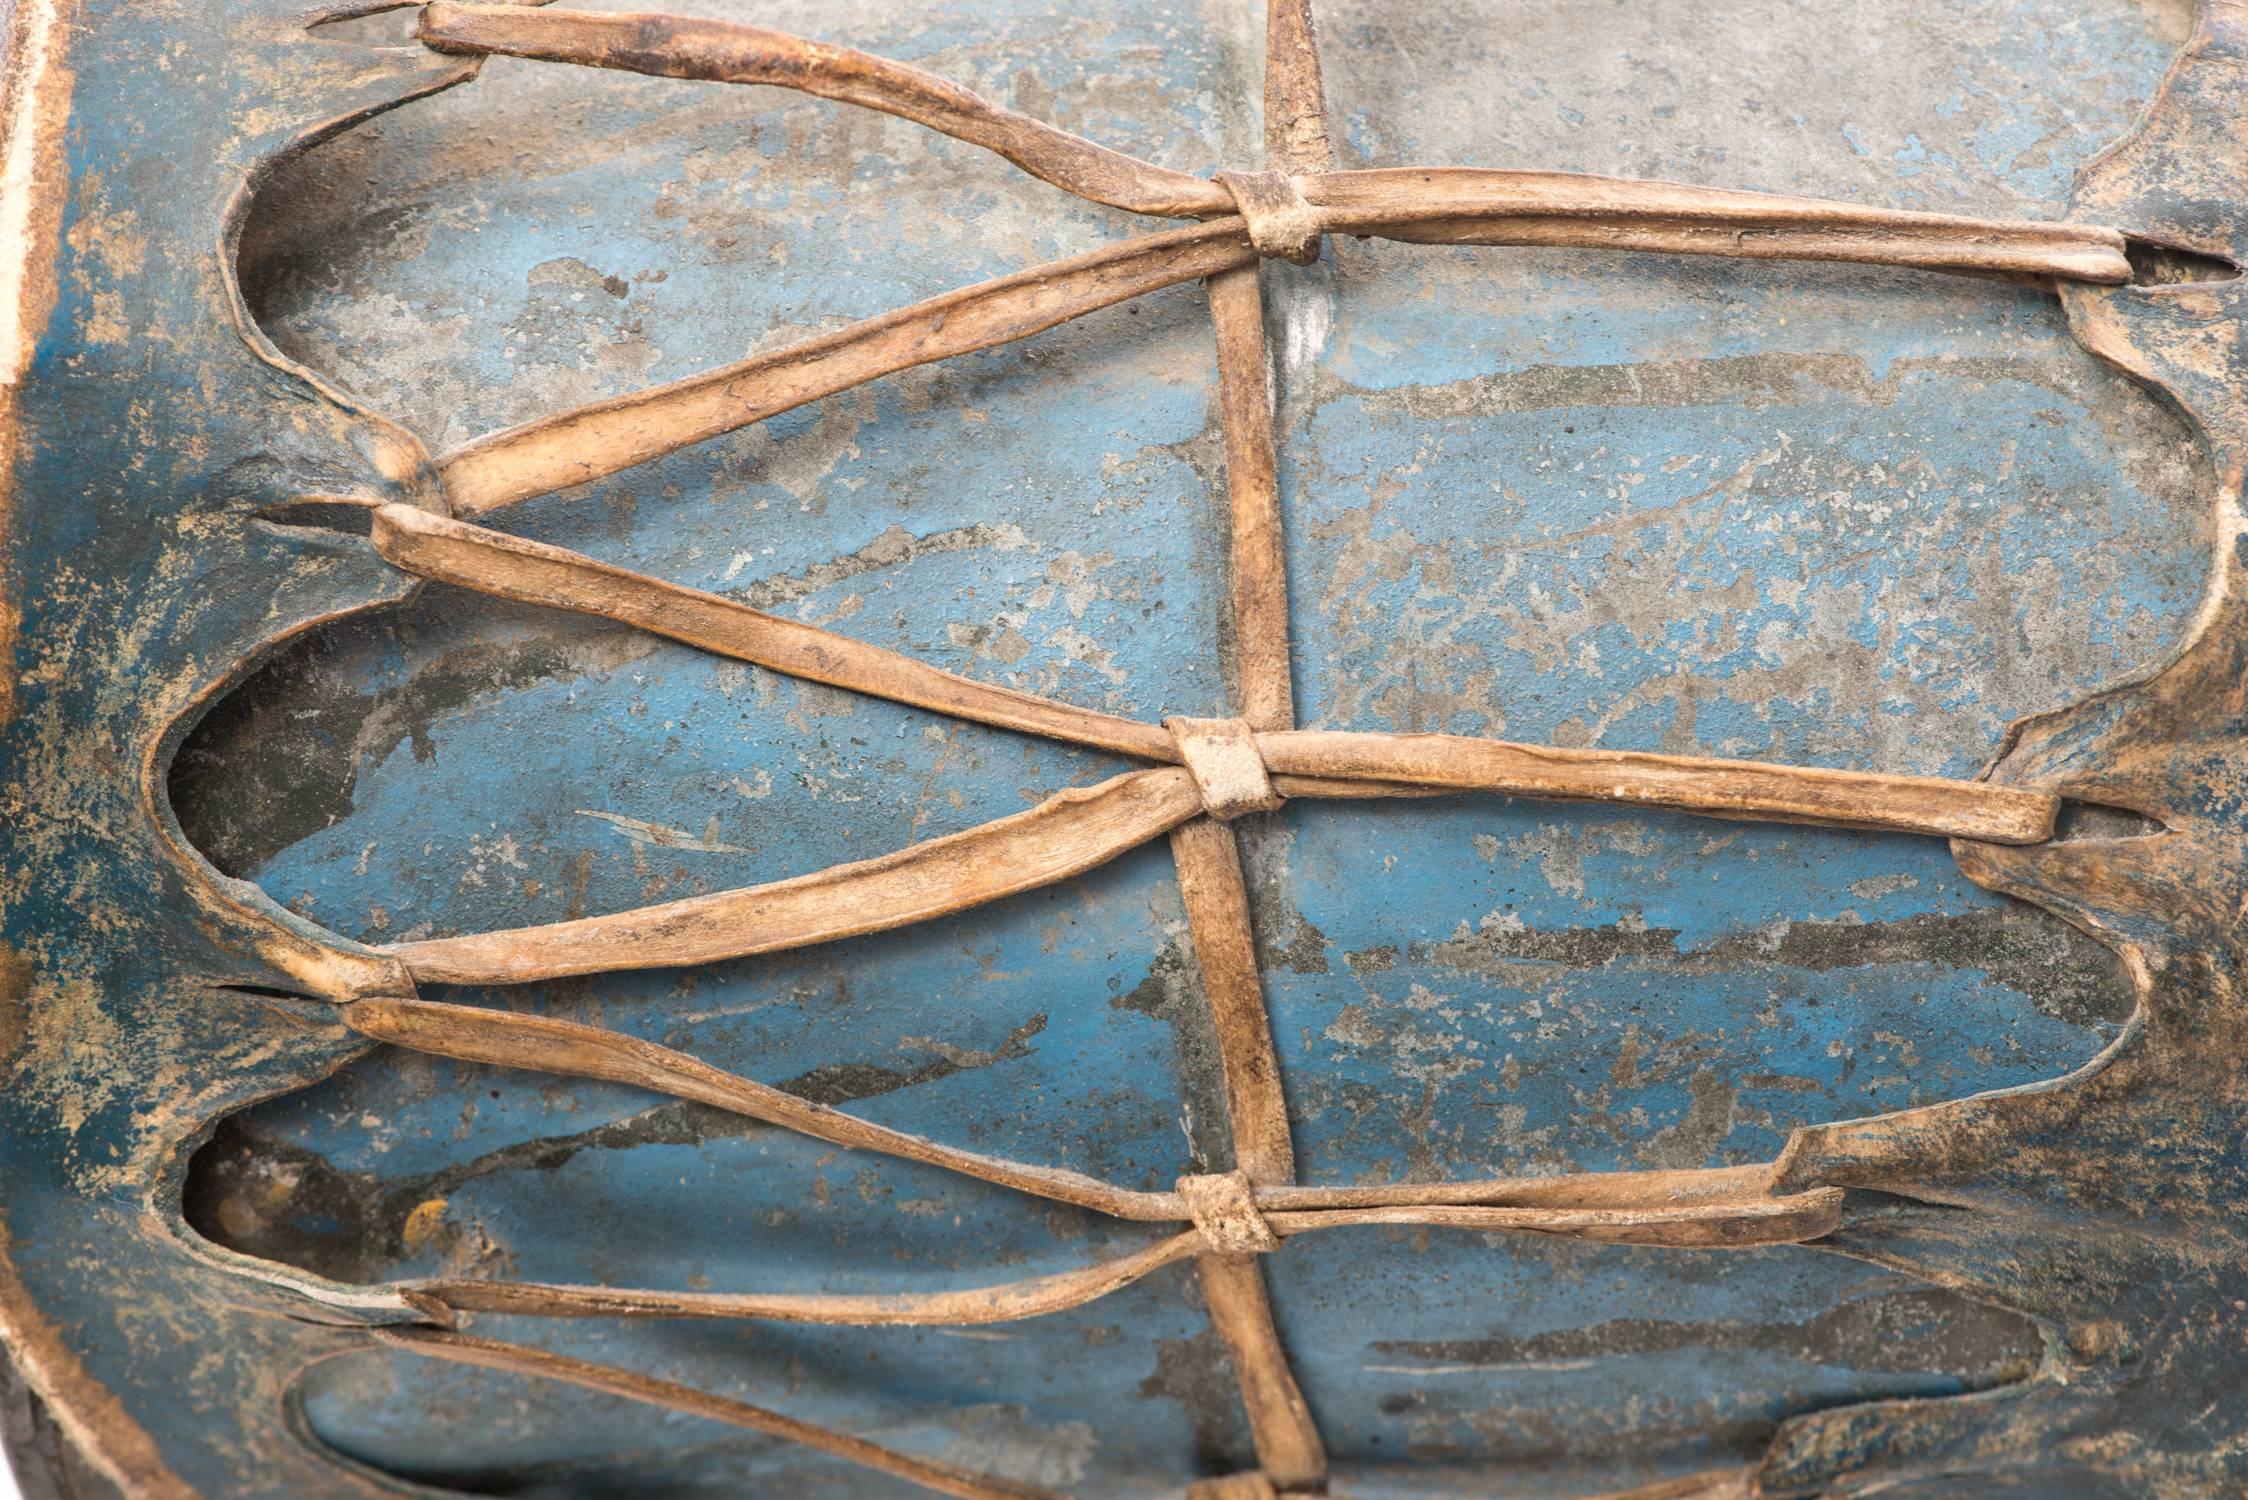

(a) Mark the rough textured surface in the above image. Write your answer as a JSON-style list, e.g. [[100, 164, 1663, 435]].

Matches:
[[0, 0, 2235, 1495]]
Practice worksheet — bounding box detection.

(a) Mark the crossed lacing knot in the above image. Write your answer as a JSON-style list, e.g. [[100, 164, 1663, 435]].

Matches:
[[1213, 170, 1323, 265], [1177, 1170, 1282, 1254], [1166, 716, 1285, 820]]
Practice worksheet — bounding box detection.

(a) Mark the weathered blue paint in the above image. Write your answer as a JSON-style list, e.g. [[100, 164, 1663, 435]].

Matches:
[[2, 0, 2235, 1494]]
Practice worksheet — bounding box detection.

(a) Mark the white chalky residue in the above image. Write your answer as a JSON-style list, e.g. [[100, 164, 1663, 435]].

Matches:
[[0, 0, 67, 386]]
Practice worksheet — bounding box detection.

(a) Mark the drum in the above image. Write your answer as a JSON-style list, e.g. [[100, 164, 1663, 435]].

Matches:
[[3, 0, 2243, 1494]]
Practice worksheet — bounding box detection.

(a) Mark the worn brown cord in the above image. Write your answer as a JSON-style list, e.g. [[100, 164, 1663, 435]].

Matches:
[[416, 2, 1233, 219], [349, 5, 2098, 1490], [347, 995, 1841, 1299], [370, 505, 2057, 852], [430, 185, 2124, 513], [371, 1327, 1060, 1500], [370, 509, 2058, 987], [1206, 264, 1295, 733], [1294, 168, 2129, 278], [1168, 717, 1287, 820], [1201, 140, 1306, 1477], [340, 997, 1182, 1219], [339, 998, 1839, 1239], [1190, 24, 1329, 1480], [1169, 821, 1294, 1183], [368, 517, 2058, 980], [1214, 170, 1325, 264], [1254, 1160, 1790, 1212], [434, 220, 1260, 514], [421, 1232, 1210, 1326], [1263, 0, 1332, 176], [426, 1205, 1835, 1312], [1195, 1254, 1325, 1489], [380, 732, 2054, 984], [1255, 730, 2058, 842], [1179, 1172, 1284, 1254], [388, 766, 1207, 983], [383, 750, 2050, 983], [376, 504, 2058, 818], [369, 503, 1178, 761], [415, 4, 2127, 519], [408, 1191, 1841, 1324], [372, 945, 1839, 1496], [413, 6, 2128, 284], [405, 1190, 1844, 1323], [1258, 1194, 1844, 1247]]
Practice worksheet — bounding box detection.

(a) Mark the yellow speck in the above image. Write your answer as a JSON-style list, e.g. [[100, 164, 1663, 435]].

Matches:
[[401, 1198, 449, 1254]]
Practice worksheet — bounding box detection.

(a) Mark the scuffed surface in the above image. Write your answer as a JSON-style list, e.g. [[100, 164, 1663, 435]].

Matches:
[[187, 0, 2191, 1493], [1, 0, 2221, 1494]]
